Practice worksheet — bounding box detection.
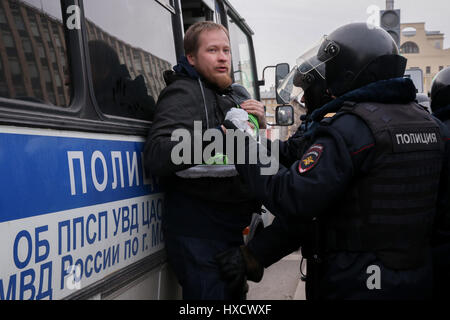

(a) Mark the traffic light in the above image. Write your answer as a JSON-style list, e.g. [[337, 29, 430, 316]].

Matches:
[[380, 9, 401, 47]]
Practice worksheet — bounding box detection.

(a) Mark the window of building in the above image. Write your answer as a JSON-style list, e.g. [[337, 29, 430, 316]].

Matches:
[[27, 60, 42, 98], [9, 57, 21, 75], [228, 15, 257, 98], [54, 73, 61, 87], [84, 0, 176, 121], [41, 20, 51, 43], [9, 56, 26, 97], [22, 37, 32, 53], [0, 5, 6, 24], [439, 66, 444, 71], [26, 11, 40, 37], [402, 27, 417, 37], [0, 55, 7, 97], [133, 51, 143, 74], [27, 62, 37, 78], [2, 29, 15, 48], [118, 45, 126, 65], [12, 8, 25, 31], [400, 41, 420, 54], [0, 1, 71, 106], [36, 42, 44, 59], [0, 81, 7, 97], [435, 41, 441, 49], [426, 66, 431, 74]]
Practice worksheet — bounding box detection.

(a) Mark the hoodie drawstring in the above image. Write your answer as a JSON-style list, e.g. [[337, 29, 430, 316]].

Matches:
[[198, 79, 210, 130]]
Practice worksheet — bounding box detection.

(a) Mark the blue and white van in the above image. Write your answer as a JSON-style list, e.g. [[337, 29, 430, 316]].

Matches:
[[0, 0, 264, 300]]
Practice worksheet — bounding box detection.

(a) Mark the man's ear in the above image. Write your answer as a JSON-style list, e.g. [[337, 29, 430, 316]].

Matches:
[[186, 54, 196, 66]]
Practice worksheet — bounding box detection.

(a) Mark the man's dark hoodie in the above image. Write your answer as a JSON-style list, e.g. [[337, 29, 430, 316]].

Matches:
[[144, 57, 260, 242]]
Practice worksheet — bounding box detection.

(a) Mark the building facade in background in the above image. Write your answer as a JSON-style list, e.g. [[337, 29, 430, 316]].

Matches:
[[400, 22, 450, 94], [0, 0, 69, 106]]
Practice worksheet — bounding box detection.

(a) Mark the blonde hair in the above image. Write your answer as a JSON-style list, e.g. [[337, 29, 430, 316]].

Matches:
[[184, 21, 229, 55]]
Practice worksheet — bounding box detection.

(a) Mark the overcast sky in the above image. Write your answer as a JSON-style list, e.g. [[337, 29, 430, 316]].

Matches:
[[227, 0, 450, 89]]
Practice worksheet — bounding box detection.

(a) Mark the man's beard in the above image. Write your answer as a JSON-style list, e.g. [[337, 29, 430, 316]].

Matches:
[[203, 72, 233, 90]]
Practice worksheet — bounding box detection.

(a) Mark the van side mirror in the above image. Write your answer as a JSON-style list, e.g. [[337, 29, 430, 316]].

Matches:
[[275, 105, 294, 126], [275, 63, 290, 104]]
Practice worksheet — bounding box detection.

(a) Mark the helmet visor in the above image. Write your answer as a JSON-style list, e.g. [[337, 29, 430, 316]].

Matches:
[[277, 67, 305, 105], [277, 36, 339, 104]]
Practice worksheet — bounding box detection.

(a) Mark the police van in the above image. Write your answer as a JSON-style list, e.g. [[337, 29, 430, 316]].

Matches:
[[0, 0, 266, 300]]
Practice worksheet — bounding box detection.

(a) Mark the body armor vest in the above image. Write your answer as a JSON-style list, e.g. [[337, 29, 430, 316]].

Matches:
[[323, 101, 444, 269]]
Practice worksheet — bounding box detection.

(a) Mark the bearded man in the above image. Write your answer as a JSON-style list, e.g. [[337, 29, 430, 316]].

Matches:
[[144, 21, 265, 300]]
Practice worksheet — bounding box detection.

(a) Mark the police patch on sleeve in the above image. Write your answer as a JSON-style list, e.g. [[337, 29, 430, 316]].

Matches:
[[299, 144, 323, 174]]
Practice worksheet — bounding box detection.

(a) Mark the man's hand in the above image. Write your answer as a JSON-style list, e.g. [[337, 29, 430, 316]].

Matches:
[[241, 100, 267, 129], [215, 245, 264, 293]]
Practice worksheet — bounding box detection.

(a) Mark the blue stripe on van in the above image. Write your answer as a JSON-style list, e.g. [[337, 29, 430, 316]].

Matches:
[[0, 132, 158, 223]]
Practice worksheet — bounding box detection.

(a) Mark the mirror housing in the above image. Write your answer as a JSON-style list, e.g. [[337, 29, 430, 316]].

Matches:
[[275, 105, 294, 126], [275, 63, 290, 104]]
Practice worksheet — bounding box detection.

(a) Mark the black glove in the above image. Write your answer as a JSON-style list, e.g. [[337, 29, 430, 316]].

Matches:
[[241, 245, 264, 282], [215, 245, 264, 293], [222, 119, 238, 130]]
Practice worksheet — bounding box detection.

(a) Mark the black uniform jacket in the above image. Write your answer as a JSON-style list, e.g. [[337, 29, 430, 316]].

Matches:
[[432, 103, 450, 299], [237, 78, 450, 299]]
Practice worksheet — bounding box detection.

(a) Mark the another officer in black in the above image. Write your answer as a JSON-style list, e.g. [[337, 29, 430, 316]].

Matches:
[[431, 67, 450, 127], [216, 23, 450, 299], [430, 66, 450, 299]]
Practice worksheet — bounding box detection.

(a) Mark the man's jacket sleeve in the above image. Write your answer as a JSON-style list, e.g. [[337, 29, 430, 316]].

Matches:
[[144, 84, 201, 177]]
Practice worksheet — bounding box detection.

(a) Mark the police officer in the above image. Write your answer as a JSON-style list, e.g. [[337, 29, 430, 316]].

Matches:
[[216, 22, 450, 299], [430, 66, 450, 299], [431, 67, 450, 127]]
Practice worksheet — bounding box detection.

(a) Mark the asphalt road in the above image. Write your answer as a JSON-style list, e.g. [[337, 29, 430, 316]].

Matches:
[[247, 252, 306, 300]]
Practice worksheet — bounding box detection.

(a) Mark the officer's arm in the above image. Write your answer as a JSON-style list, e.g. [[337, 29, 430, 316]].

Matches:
[[246, 215, 307, 268], [256, 135, 308, 171], [233, 122, 369, 222], [432, 118, 450, 245], [277, 127, 310, 166]]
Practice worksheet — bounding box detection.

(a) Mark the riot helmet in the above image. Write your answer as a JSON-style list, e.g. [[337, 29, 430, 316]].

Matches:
[[430, 67, 450, 112], [277, 48, 332, 113], [318, 23, 407, 96]]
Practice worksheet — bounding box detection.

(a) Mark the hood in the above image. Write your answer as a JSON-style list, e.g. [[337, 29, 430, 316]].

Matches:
[[311, 77, 417, 122], [162, 56, 200, 86], [164, 56, 232, 94], [173, 56, 202, 80], [304, 77, 417, 136]]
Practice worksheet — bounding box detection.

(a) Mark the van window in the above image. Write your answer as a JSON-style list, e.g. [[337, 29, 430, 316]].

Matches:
[[228, 16, 256, 99], [0, 0, 71, 106], [84, 0, 176, 121]]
